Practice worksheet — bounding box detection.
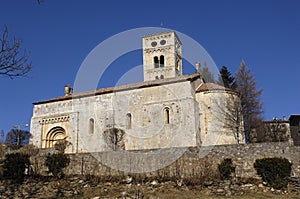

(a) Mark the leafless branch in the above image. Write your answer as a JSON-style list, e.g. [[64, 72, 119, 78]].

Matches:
[[210, 92, 244, 144], [235, 60, 263, 141], [0, 25, 32, 79], [103, 128, 125, 150]]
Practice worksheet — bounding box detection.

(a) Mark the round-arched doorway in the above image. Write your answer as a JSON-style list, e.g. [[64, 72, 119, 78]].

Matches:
[[45, 126, 66, 148]]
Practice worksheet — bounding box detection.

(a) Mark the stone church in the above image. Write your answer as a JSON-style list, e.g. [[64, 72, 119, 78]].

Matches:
[[30, 31, 245, 153]]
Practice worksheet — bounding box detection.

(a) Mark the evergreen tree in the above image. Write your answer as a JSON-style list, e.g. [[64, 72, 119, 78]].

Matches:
[[218, 66, 237, 89], [201, 62, 215, 83], [235, 60, 263, 143]]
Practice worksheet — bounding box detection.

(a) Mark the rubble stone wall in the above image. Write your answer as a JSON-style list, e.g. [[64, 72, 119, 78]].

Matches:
[[32, 142, 300, 179]]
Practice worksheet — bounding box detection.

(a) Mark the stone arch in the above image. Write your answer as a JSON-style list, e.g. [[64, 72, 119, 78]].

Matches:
[[45, 126, 67, 148]]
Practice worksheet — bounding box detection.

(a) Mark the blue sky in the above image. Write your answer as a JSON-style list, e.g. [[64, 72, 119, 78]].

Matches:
[[0, 0, 300, 134]]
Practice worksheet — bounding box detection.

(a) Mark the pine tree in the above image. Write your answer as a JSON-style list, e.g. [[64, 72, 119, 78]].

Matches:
[[218, 66, 237, 89], [201, 62, 215, 83], [235, 60, 263, 143]]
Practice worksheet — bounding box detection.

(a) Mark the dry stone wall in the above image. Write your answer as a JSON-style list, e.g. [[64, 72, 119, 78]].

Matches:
[[32, 142, 300, 179]]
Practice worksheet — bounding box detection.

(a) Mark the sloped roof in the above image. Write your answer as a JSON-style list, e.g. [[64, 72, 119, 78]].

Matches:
[[196, 83, 232, 92], [33, 73, 200, 105], [263, 120, 289, 124], [289, 115, 300, 120]]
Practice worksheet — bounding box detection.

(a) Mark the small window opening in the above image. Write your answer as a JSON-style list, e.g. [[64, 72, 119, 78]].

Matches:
[[89, 118, 94, 134], [160, 75, 164, 79], [176, 60, 180, 71], [154, 56, 159, 68], [164, 108, 170, 124], [126, 113, 132, 129], [160, 55, 164, 67], [155, 76, 159, 80]]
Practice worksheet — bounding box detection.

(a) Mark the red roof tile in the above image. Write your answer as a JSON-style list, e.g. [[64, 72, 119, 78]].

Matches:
[[33, 73, 200, 105], [196, 83, 232, 92]]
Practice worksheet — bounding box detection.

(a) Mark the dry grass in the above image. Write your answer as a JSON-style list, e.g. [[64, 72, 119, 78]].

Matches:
[[70, 181, 300, 199], [74, 188, 300, 199], [154, 193, 300, 199]]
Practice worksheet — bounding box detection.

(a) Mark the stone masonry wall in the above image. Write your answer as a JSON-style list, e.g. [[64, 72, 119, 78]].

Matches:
[[31, 142, 300, 179], [31, 80, 199, 153]]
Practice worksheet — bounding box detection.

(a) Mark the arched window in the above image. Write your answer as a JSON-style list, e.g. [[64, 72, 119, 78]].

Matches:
[[160, 75, 164, 79], [89, 118, 94, 134], [160, 55, 164, 67], [164, 107, 170, 124], [154, 56, 159, 68], [155, 76, 159, 80], [126, 113, 132, 129]]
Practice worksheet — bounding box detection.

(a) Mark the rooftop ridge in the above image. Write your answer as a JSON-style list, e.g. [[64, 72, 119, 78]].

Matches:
[[33, 73, 200, 105], [196, 82, 233, 92]]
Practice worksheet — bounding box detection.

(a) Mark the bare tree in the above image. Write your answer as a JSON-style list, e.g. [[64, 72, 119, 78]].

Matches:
[[0, 25, 32, 78], [5, 129, 31, 149], [251, 120, 290, 143], [0, 130, 4, 144], [103, 128, 125, 150], [210, 91, 244, 144], [235, 60, 263, 142]]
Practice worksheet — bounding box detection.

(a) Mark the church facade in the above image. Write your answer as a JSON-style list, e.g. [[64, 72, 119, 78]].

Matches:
[[30, 31, 244, 153]]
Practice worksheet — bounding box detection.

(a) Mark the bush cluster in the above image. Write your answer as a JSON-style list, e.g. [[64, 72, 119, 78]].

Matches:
[[44, 153, 70, 178], [3, 153, 30, 183], [218, 158, 235, 180], [254, 157, 292, 189], [0, 144, 70, 183], [0, 143, 294, 190]]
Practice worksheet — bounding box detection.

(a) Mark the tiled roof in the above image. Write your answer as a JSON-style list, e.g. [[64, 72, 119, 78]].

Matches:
[[33, 73, 200, 105], [263, 120, 289, 124], [289, 115, 300, 120], [196, 83, 232, 92]]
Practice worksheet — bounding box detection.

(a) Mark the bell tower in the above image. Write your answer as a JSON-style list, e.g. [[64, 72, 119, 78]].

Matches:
[[142, 31, 182, 81]]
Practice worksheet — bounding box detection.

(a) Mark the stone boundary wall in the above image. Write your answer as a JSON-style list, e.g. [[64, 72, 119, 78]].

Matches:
[[31, 142, 300, 179]]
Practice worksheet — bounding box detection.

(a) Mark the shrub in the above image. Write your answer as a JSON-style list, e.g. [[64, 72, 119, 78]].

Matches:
[[0, 163, 3, 178], [218, 158, 235, 180], [0, 144, 4, 158], [0, 144, 4, 178], [19, 144, 39, 156], [44, 153, 70, 178], [254, 157, 292, 189], [3, 152, 30, 183], [54, 140, 71, 153]]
